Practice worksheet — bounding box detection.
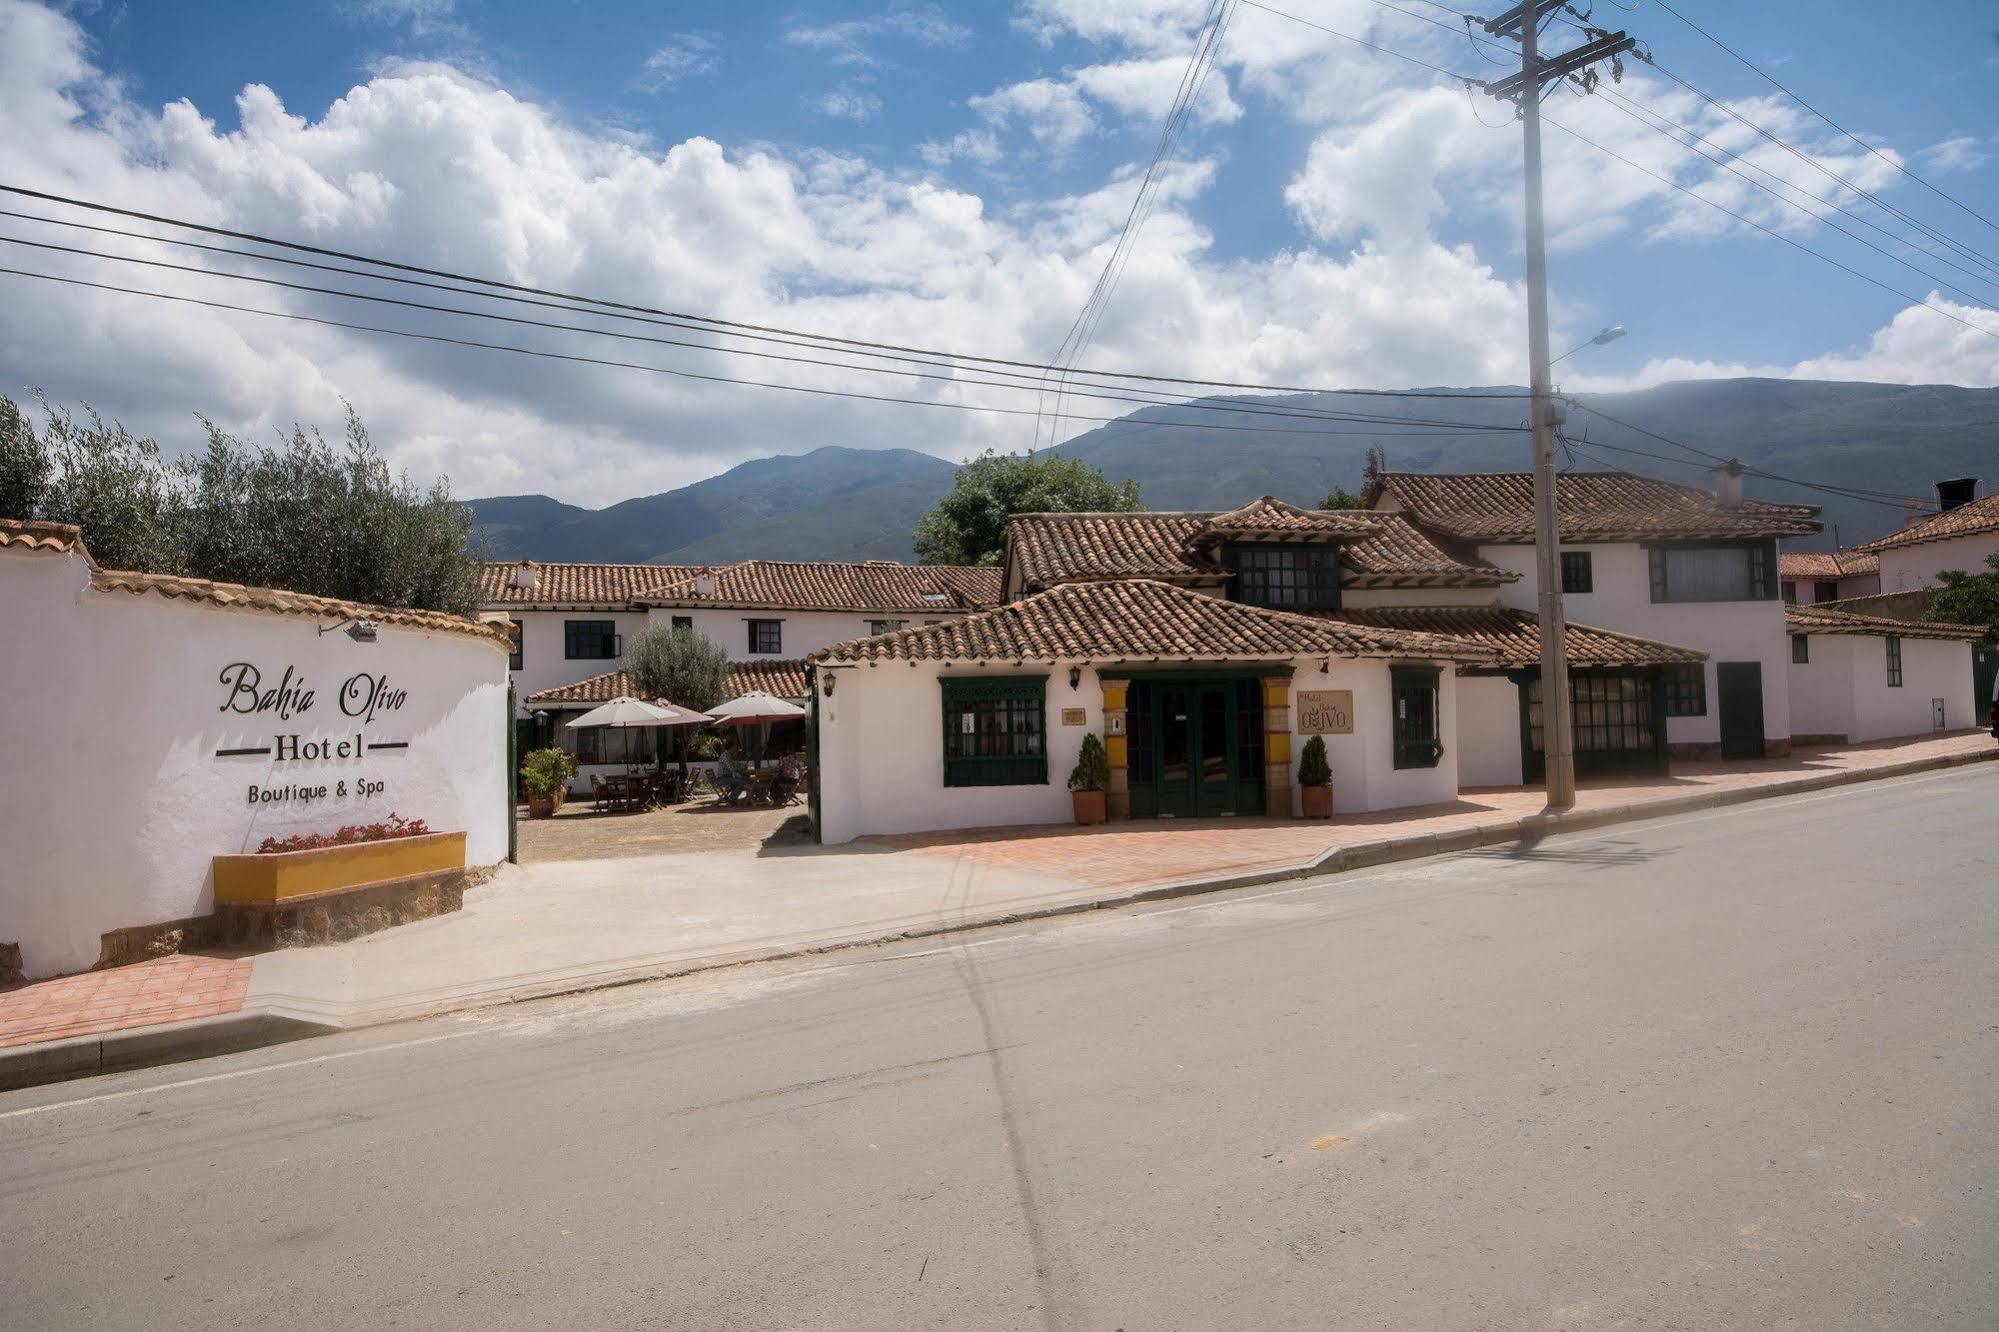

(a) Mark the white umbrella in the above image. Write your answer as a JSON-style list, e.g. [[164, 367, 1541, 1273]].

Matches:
[[566, 695, 709, 772], [706, 690, 808, 765]]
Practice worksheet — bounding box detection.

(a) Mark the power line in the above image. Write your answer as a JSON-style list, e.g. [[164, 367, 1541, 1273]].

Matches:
[[1538, 114, 1999, 343], [0, 182, 1534, 405], [1638, 57, 1999, 282], [1236, 0, 1481, 81], [0, 263, 1532, 445], [0, 230, 1544, 434], [1578, 85, 1999, 308], [1649, 0, 1999, 239]]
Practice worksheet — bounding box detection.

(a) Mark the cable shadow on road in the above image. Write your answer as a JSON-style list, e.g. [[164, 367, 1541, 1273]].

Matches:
[[939, 843, 1075, 1332], [1461, 833, 1663, 870]]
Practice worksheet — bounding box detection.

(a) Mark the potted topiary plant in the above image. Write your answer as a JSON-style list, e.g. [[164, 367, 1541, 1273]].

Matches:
[[521, 747, 577, 818], [1068, 732, 1111, 825], [1298, 734, 1333, 818]]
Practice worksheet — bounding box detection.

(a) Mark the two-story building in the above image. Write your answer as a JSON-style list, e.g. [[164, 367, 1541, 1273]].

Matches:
[[808, 488, 1757, 842], [478, 557, 1001, 785]]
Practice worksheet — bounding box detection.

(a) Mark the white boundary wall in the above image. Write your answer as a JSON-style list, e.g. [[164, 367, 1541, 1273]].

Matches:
[[0, 548, 510, 980], [814, 657, 1461, 844]]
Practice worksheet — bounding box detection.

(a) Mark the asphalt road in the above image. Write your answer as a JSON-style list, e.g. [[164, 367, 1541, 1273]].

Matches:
[[4, 767, 1995, 1330]]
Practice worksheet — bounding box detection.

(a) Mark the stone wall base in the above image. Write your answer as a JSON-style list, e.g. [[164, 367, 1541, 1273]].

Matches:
[[217, 865, 488, 951], [1667, 742, 1723, 761], [1791, 733, 1848, 747], [0, 942, 22, 988], [1764, 737, 1793, 759], [87, 863, 499, 970]]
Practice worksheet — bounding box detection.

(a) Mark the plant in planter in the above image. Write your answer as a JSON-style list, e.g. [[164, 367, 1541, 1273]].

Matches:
[[1068, 732, 1111, 826], [1298, 734, 1333, 818], [520, 747, 577, 818]]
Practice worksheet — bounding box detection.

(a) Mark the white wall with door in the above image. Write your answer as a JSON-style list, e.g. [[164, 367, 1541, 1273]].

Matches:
[[1788, 632, 1975, 743]]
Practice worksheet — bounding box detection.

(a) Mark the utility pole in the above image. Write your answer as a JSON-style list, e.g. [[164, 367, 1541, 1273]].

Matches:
[[1482, 2, 1634, 811]]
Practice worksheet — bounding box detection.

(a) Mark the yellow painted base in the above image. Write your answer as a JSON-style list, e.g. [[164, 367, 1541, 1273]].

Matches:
[[213, 831, 468, 906]]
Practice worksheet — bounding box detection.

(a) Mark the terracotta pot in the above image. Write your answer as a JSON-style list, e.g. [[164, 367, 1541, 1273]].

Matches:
[[1300, 784, 1333, 819], [527, 793, 557, 819], [1072, 789, 1107, 825]]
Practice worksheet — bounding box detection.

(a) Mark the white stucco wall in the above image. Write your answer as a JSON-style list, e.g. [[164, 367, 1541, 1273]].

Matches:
[[1787, 633, 1975, 743], [1876, 532, 1999, 592], [813, 656, 1462, 843], [1455, 674, 1525, 787], [498, 605, 974, 703], [1, 549, 511, 980], [1483, 541, 1793, 747]]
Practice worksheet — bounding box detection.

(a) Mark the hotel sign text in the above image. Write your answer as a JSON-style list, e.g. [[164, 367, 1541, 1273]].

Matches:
[[213, 661, 413, 806], [1295, 689, 1355, 736]]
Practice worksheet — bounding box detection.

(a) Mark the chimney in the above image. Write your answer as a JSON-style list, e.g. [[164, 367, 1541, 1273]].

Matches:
[[511, 559, 539, 589], [694, 573, 716, 597], [1712, 458, 1745, 509], [1935, 477, 1977, 512]]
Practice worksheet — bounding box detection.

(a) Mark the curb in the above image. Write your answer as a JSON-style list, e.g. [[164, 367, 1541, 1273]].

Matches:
[[0, 1010, 335, 1092], [4, 744, 1991, 1093]]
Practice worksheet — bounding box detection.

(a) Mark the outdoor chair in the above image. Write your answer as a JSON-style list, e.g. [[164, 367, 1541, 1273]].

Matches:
[[590, 775, 610, 813]]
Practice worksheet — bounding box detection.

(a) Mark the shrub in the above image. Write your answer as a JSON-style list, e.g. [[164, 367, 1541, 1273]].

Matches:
[[1298, 734, 1332, 788], [520, 746, 577, 798], [1068, 732, 1111, 793], [257, 813, 430, 855]]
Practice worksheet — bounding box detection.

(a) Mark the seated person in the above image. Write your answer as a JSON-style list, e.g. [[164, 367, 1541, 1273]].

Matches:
[[715, 743, 750, 804]]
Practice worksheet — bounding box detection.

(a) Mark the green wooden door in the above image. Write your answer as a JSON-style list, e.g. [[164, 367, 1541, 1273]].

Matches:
[[1716, 661, 1765, 760], [1156, 685, 1196, 816], [1195, 685, 1233, 816], [1133, 677, 1264, 817]]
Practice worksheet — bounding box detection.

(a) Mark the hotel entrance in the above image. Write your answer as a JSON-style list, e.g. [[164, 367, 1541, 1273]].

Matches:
[[1126, 677, 1266, 817]]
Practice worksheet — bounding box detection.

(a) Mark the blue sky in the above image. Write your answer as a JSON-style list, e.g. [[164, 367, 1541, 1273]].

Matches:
[[4, 0, 1996, 502]]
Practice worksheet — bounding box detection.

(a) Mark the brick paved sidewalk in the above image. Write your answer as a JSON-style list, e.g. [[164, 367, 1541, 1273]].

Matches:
[[0, 955, 251, 1049], [876, 731, 1998, 890]]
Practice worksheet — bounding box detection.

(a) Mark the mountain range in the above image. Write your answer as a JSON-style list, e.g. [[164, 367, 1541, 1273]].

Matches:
[[465, 379, 1998, 563]]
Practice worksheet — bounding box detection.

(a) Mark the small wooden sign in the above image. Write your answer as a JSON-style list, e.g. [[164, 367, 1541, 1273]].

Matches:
[[1296, 689, 1354, 736], [1059, 707, 1087, 727]]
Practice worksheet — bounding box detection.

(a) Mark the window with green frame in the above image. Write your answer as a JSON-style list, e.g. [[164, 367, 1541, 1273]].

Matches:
[[1224, 544, 1341, 610], [1661, 662, 1706, 716], [941, 676, 1048, 787], [1391, 665, 1443, 769]]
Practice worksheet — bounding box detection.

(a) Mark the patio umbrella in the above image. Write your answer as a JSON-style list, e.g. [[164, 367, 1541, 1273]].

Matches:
[[566, 696, 709, 770], [706, 690, 808, 764]]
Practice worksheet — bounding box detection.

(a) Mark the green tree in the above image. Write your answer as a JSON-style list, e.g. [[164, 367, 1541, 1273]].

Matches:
[[1319, 486, 1366, 510], [1928, 552, 1999, 642], [624, 624, 732, 774], [4, 394, 478, 614], [0, 394, 50, 521], [913, 449, 1141, 566]]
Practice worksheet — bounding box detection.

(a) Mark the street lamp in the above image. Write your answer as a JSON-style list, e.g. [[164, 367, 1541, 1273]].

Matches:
[[1552, 324, 1626, 365]]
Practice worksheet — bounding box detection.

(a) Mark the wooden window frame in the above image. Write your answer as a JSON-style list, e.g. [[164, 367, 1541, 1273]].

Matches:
[[1661, 662, 1707, 717], [1225, 544, 1342, 611], [1647, 541, 1777, 604], [1560, 550, 1593, 594], [746, 619, 783, 655], [1391, 665, 1443, 770], [563, 619, 620, 660], [507, 618, 523, 670], [1885, 635, 1903, 687], [1791, 634, 1809, 665], [941, 675, 1048, 787]]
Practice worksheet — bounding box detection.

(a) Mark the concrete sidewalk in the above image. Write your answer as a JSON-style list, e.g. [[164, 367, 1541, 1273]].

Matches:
[[5, 730, 1994, 1089]]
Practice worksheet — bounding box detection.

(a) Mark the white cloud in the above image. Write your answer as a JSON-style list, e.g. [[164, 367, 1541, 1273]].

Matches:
[[635, 34, 719, 92], [784, 5, 972, 68], [343, 0, 463, 40], [1916, 135, 1990, 175], [813, 88, 882, 122], [968, 77, 1097, 157]]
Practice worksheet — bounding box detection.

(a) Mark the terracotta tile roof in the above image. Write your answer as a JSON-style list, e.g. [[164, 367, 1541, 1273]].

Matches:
[[1325, 606, 1707, 670], [89, 569, 513, 646], [1786, 604, 1987, 641], [1778, 549, 1878, 580], [523, 659, 810, 706], [634, 560, 1002, 612], [1854, 490, 1999, 554], [0, 518, 87, 555], [1341, 513, 1519, 587], [1006, 510, 1512, 591], [1190, 496, 1381, 546], [478, 560, 705, 607], [1365, 471, 1822, 542], [809, 579, 1496, 667], [1008, 512, 1226, 589]]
